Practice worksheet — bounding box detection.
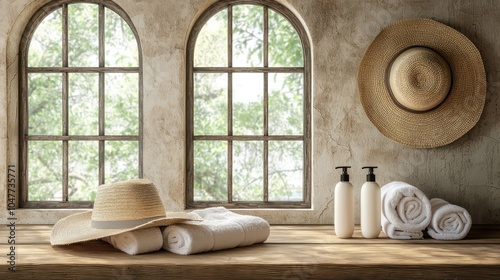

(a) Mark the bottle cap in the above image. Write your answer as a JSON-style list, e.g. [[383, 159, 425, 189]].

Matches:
[[335, 166, 351, 182], [362, 166, 378, 182]]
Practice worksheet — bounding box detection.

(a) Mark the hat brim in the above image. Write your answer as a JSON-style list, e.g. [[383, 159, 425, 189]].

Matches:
[[358, 18, 486, 148], [51, 211, 202, 245]]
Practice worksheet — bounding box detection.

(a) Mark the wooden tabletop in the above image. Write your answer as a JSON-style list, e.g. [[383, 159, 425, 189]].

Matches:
[[1, 225, 499, 279]]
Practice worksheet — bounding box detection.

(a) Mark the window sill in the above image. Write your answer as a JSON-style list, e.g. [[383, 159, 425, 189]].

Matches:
[[1, 225, 499, 279], [3, 208, 321, 224]]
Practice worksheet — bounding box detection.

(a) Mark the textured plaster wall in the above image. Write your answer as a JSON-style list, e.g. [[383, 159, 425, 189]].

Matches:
[[1, 0, 499, 224]]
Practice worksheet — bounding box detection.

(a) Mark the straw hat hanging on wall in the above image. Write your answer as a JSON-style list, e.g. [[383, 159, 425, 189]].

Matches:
[[358, 18, 486, 148]]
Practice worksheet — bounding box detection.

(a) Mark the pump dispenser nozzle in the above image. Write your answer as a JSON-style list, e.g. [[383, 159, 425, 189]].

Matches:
[[335, 166, 351, 182], [362, 166, 378, 182]]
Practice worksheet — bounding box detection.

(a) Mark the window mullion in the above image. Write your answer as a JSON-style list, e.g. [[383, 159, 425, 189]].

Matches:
[[98, 4, 106, 185], [62, 4, 69, 202], [264, 6, 269, 68], [228, 5, 233, 68], [227, 5, 233, 203], [263, 6, 269, 202], [62, 4, 68, 67]]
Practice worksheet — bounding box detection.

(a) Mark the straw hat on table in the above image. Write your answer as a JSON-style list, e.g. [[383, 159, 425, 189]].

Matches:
[[51, 179, 202, 245], [358, 18, 486, 148]]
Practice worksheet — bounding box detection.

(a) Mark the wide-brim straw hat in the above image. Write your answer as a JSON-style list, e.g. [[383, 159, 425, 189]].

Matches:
[[358, 18, 486, 148], [51, 179, 202, 245]]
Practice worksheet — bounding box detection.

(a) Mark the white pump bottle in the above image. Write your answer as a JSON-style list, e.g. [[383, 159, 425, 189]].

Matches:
[[334, 166, 354, 238], [361, 166, 381, 238]]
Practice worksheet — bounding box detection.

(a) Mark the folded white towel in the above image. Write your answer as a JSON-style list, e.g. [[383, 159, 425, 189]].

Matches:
[[427, 198, 472, 240], [102, 227, 163, 255], [162, 207, 270, 255], [382, 220, 424, 239], [194, 207, 270, 247], [381, 181, 431, 239]]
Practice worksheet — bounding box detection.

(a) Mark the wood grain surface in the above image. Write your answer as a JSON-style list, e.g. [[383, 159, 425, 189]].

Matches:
[[1, 225, 499, 279]]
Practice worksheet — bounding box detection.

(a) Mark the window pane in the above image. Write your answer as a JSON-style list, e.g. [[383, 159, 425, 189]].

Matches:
[[28, 73, 62, 135], [105, 73, 139, 135], [233, 73, 263, 135], [194, 9, 227, 67], [28, 8, 62, 67], [69, 73, 98, 135], [269, 73, 303, 135], [105, 8, 139, 67], [194, 73, 227, 135], [105, 141, 139, 183], [233, 5, 263, 67], [28, 141, 62, 201], [194, 141, 227, 201], [268, 10, 303, 67], [233, 141, 263, 201], [269, 141, 303, 201], [69, 141, 98, 201], [68, 4, 98, 67]]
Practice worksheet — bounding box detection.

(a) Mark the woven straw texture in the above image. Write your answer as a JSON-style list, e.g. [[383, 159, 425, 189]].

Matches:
[[388, 47, 451, 112], [91, 179, 166, 222], [358, 18, 486, 148], [51, 179, 202, 245]]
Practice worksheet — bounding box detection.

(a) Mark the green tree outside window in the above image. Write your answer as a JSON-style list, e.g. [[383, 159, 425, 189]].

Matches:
[[188, 2, 310, 207], [22, 1, 141, 205]]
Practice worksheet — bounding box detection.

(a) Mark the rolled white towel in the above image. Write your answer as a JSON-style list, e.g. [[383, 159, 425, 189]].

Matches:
[[102, 227, 163, 255], [163, 207, 270, 255], [427, 198, 472, 240], [381, 181, 431, 239], [163, 223, 215, 255]]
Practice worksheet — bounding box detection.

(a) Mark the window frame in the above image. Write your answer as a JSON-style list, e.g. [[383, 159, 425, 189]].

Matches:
[[18, 0, 143, 208], [186, 0, 311, 208]]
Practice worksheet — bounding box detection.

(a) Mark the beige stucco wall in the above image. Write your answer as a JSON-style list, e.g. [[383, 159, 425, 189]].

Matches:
[[1, 0, 499, 224]]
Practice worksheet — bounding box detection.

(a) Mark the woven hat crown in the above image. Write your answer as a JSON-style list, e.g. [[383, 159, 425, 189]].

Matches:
[[388, 47, 451, 112], [91, 179, 165, 222]]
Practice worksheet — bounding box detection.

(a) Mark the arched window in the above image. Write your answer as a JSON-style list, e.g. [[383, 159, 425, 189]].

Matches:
[[19, 0, 142, 208], [186, 0, 311, 208]]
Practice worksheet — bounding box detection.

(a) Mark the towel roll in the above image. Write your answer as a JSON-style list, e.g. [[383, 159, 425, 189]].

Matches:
[[102, 227, 163, 255], [381, 181, 432, 239], [163, 223, 215, 255], [427, 198, 472, 240]]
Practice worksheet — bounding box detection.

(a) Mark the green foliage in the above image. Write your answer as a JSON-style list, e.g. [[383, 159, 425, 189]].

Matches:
[[193, 4, 305, 202], [268, 10, 303, 67], [105, 7, 139, 67], [194, 73, 227, 135], [69, 73, 99, 135], [68, 141, 98, 201], [232, 5, 264, 67], [194, 10, 227, 67], [68, 4, 99, 66], [28, 9, 62, 67], [28, 141, 62, 201], [105, 73, 139, 135], [194, 141, 227, 201], [233, 141, 264, 201], [28, 73, 62, 135], [26, 4, 139, 202]]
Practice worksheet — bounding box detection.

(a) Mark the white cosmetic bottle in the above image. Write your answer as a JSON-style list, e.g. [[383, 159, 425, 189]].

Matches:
[[361, 166, 381, 238], [334, 166, 354, 238]]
